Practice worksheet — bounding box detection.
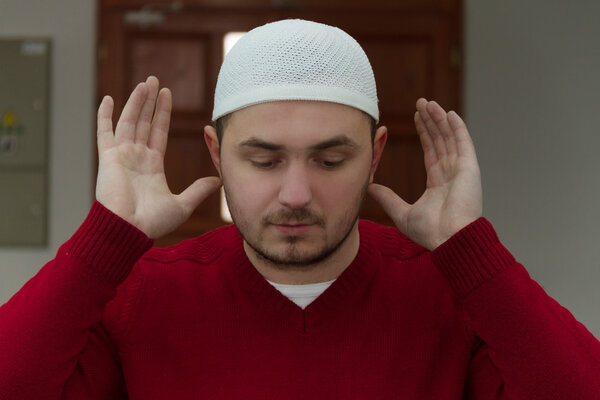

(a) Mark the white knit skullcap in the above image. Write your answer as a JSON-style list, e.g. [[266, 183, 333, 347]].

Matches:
[[212, 19, 379, 122]]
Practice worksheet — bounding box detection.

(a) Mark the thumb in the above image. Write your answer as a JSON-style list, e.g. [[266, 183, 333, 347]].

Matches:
[[176, 176, 222, 216], [367, 183, 411, 228]]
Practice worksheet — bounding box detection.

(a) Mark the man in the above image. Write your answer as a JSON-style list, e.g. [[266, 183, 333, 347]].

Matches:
[[0, 19, 598, 399]]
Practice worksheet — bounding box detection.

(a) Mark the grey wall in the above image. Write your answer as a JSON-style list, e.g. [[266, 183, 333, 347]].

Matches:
[[0, 0, 95, 297], [1, 1, 599, 337], [465, 0, 600, 336]]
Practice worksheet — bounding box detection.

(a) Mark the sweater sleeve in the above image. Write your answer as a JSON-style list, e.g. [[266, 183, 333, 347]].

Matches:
[[431, 218, 600, 399], [0, 201, 152, 400]]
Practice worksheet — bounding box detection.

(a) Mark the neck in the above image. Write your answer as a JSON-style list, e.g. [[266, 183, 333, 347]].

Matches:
[[243, 222, 360, 285]]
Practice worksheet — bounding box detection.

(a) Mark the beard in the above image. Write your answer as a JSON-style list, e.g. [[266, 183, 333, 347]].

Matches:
[[224, 175, 370, 269]]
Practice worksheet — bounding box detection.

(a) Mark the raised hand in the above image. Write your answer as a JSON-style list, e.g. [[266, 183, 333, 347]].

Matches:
[[95, 76, 221, 239], [368, 98, 482, 250]]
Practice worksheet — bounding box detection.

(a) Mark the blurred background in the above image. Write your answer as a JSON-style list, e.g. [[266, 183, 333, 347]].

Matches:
[[0, 0, 599, 336]]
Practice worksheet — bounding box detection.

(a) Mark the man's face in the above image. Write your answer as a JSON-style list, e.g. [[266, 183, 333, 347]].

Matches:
[[213, 101, 383, 267]]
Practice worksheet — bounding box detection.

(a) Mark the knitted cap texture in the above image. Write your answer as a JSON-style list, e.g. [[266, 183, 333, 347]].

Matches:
[[212, 19, 379, 122]]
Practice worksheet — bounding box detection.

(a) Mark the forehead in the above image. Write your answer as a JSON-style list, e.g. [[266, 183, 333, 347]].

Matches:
[[222, 101, 371, 148]]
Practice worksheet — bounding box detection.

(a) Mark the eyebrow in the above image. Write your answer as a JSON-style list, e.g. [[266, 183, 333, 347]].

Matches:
[[238, 138, 284, 151], [238, 135, 359, 152], [310, 136, 359, 151]]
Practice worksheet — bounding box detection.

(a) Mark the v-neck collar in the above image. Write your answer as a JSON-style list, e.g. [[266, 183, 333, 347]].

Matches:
[[225, 221, 382, 334]]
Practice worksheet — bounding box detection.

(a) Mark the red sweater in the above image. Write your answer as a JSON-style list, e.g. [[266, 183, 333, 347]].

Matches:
[[1, 202, 599, 399]]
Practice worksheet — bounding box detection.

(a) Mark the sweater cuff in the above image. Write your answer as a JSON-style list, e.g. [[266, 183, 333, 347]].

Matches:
[[431, 217, 515, 299], [60, 201, 153, 284]]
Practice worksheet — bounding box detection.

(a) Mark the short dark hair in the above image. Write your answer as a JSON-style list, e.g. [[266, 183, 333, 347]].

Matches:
[[215, 113, 232, 144], [215, 111, 377, 144]]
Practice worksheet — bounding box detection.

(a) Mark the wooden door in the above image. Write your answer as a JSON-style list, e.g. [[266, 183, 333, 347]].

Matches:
[[98, 0, 462, 247]]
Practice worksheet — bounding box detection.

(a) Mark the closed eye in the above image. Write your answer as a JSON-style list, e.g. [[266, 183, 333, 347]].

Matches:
[[250, 159, 279, 169], [318, 159, 345, 169]]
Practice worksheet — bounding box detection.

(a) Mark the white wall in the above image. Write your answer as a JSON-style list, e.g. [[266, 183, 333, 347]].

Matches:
[[1, 0, 599, 338], [0, 0, 96, 297], [465, 0, 600, 335]]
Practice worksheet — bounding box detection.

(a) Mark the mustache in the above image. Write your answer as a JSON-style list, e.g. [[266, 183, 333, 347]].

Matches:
[[263, 208, 325, 226]]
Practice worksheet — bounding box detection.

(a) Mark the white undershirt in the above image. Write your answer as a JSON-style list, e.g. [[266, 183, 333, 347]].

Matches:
[[267, 279, 336, 309]]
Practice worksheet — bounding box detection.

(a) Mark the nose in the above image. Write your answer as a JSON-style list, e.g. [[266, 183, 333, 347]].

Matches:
[[278, 162, 312, 210]]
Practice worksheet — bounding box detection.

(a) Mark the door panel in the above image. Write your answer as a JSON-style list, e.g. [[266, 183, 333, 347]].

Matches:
[[130, 37, 208, 112]]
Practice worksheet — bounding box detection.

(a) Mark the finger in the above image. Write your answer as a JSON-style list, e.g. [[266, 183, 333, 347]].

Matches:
[[426, 100, 458, 157], [97, 95, 115, 153], [114, 82, 148, 145], [148, 88, 172, 154], [414, 111, 438, 170], [367, 183, 411, 229], [416, 98, 448, 159], [134, 76, 160, 145], [447, 111, 476, 158], [176, 176, 222, 216]]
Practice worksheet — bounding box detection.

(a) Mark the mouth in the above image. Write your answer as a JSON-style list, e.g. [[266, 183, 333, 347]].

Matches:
[[272, 223, 313, 236]]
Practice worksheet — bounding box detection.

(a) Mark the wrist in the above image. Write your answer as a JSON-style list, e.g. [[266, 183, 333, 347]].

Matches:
[[61, 201, 153, 283]]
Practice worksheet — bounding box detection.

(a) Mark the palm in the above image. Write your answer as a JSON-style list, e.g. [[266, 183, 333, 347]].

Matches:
[[96, 77, 221, 239], [369, 99, 482, 250]]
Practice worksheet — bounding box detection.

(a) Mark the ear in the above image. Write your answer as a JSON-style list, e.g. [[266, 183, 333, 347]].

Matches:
[[204, 125, 222, 177], [369, 125, 388, 184]]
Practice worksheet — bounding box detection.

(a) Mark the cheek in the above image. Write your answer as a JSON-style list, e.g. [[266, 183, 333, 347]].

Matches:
[[312, 165, 371, 208], [222, 161, 277, 213]]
